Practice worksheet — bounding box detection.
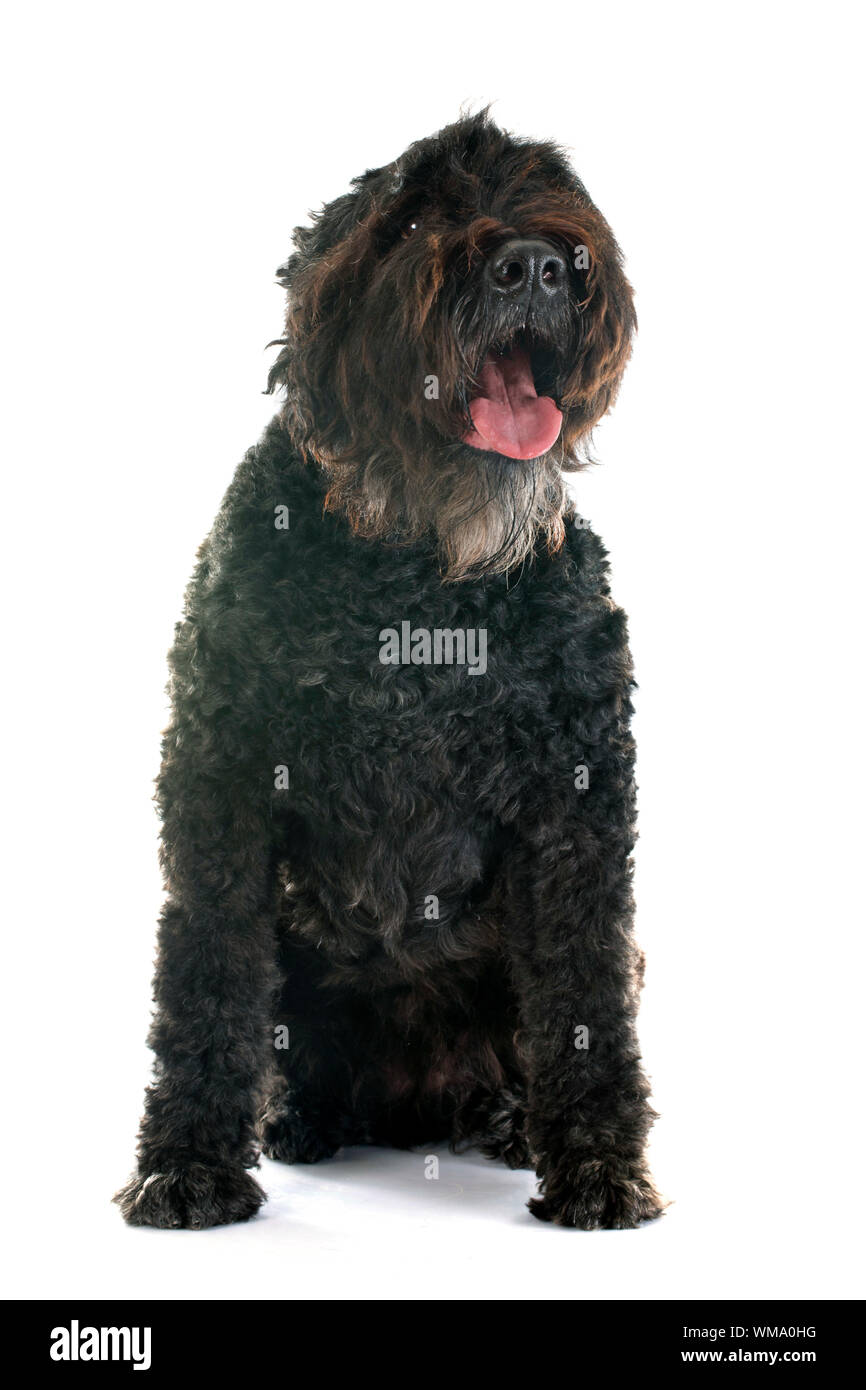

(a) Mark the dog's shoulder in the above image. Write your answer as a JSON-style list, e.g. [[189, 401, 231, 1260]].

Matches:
[[182, 417, 331, 612], [559, 513, 614, 598], [527, 512, 620, 621], [531, 514, 633, 699], [212, 415, 326, 560], [163, 419, 334, 695]]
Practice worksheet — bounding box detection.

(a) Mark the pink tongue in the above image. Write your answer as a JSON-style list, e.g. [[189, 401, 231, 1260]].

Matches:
[[463, 345, 562, 460]]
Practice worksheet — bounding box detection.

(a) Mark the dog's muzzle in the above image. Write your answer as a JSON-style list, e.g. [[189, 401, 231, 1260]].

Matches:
[[462, 238, 568, 461]]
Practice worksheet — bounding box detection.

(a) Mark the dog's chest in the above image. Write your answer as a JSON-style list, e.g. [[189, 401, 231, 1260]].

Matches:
[[267, 561, 561, 951], [271, 563, 553, 818]]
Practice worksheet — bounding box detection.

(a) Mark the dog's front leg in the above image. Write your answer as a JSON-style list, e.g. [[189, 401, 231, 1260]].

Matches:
[[115, 759, 277, 1230], [504, 776, 663, 1230]]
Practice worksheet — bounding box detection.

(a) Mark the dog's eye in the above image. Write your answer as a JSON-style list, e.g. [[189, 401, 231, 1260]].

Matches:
[[402, 218, 421, 238]]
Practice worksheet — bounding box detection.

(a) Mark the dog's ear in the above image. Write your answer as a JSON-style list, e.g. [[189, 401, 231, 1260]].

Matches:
[[571, 235, 636, 434], [518, 192, 636, 442]]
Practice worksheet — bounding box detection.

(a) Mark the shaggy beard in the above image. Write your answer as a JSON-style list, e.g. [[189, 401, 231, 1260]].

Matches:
[[316, 441, 572, 583]]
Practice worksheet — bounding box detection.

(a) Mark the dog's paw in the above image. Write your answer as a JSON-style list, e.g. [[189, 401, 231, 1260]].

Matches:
[[114, 1162, 266, 1230], [529, 1157, 665, 1230], [475, 1102, 534, 1170], [487, 1130, 534, 1171], [258, 1099, 342, 1164]]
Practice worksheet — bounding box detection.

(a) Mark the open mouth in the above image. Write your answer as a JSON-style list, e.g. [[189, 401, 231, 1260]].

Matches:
[[463, 333, 563, 461]]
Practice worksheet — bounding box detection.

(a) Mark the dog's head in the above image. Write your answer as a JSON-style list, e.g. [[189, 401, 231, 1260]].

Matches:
[[268, 111, 635, 580]]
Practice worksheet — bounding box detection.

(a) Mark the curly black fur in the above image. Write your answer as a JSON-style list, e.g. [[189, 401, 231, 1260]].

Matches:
[[116, 111, 663, 1232]]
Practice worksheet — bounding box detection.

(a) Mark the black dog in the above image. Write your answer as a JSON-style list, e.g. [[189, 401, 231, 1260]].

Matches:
[[116, 111, 663, 1230]]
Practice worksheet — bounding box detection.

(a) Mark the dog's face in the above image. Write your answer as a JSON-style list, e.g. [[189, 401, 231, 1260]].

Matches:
[[268, 112, 635, 580]]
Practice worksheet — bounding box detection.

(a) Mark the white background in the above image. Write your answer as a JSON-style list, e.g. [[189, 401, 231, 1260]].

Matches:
[[2, 0, 864, 1301]]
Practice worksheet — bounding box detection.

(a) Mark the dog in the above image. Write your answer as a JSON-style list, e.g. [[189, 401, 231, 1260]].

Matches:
[[116, 111, 663, 1230]]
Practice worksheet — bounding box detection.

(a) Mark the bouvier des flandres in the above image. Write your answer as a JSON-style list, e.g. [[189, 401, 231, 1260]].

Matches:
[[116, 111, 663, 1230]]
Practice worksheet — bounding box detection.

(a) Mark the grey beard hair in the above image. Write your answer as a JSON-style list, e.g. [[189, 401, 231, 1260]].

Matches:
[[318, 445, 571, 583]]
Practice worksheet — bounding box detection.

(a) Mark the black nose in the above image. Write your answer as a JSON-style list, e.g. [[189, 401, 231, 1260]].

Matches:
[[486, 238, 568, 304]]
